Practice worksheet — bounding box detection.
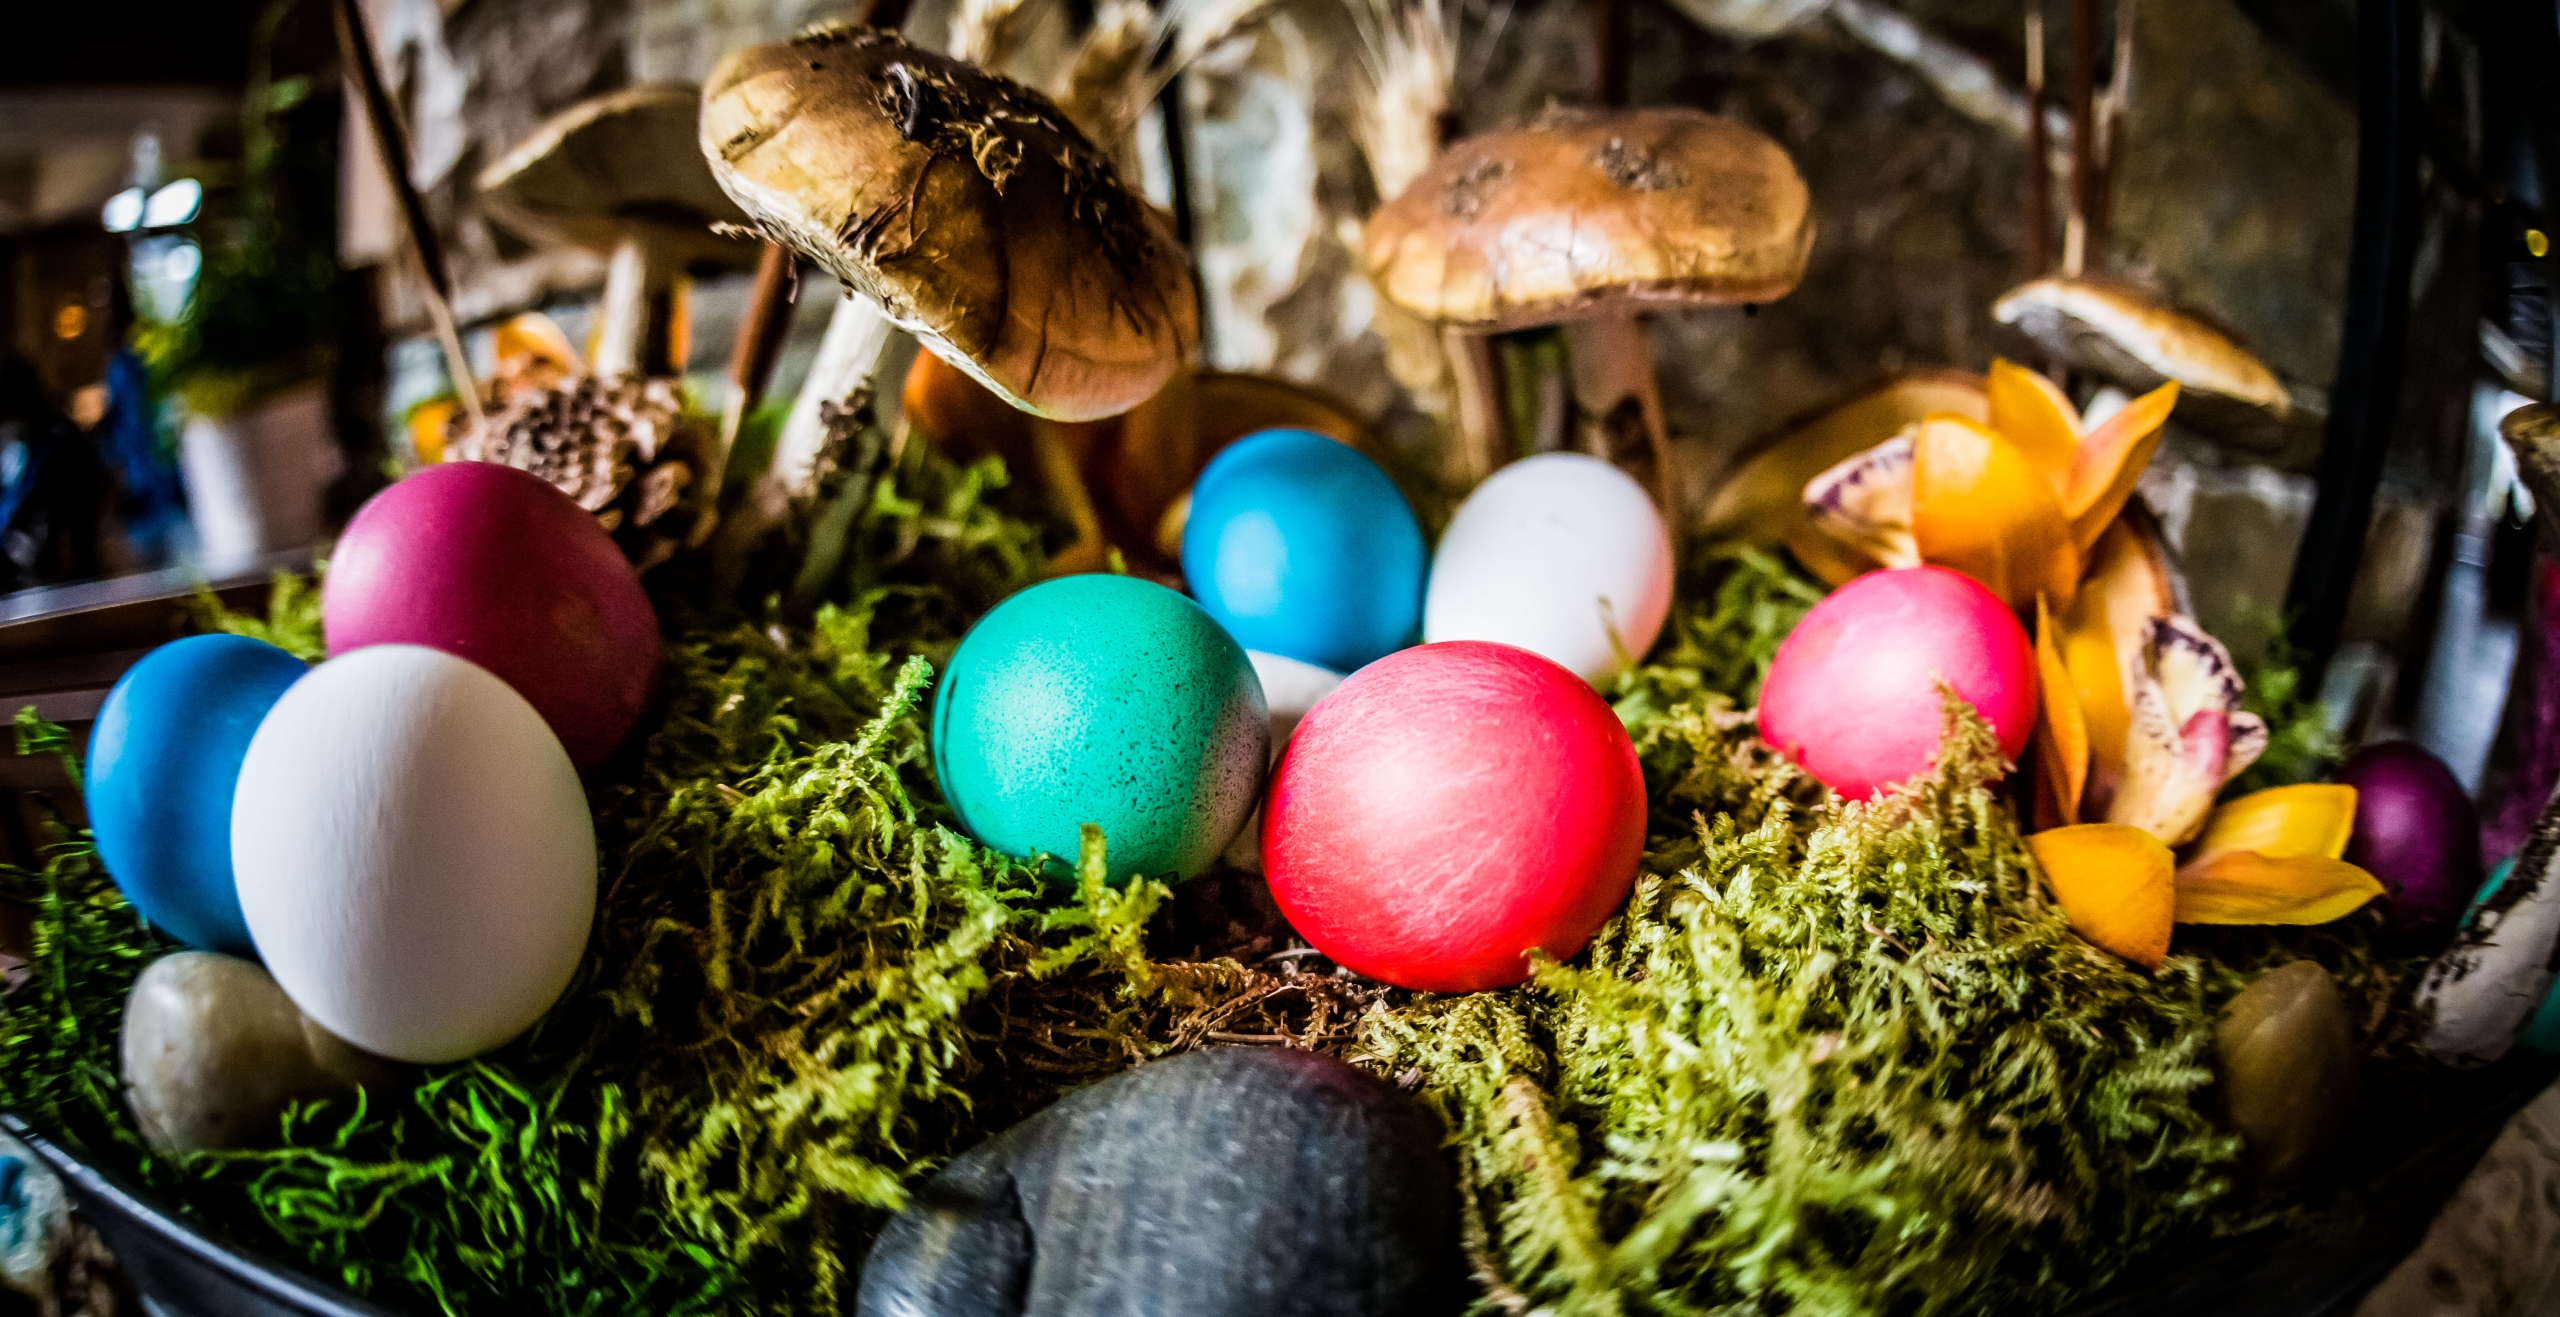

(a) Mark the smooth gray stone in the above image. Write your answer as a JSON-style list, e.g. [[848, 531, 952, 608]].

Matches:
[[859, 1047, 1462, 1317]]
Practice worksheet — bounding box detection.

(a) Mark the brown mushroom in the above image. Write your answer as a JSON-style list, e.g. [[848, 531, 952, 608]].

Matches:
[[478, 83, 751, 377], [1362, 105, 1813, 506], [1993, 276, 2294, 443], [699, 24, 1199, 424]]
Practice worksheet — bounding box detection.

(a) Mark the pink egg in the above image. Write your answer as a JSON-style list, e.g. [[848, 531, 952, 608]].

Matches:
[[1757, 566, 2035, 800], [324, 463, 658, 767]]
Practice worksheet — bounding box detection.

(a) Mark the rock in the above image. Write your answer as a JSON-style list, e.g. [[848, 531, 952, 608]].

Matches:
[[121, 951, 399, 1154], [2216, 959, 2359, 1191], [857, 1047, 1463, 1317]]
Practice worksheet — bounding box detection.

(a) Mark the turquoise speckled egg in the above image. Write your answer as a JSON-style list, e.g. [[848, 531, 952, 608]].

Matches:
[[933, 575, 1268, 883]]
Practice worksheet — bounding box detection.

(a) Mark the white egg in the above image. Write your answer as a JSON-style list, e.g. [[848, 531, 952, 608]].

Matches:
[[232, 645, 597, 1065], [1222, 650, 1348, 873], [1423, 453, 1674, 685]]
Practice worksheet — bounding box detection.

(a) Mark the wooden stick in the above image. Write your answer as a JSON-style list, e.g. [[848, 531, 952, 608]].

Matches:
[[2063, 0, 2098, 277], [2088, 0, 2137, 267], [330, 0, 483, 435], [2024, 3, 2050, 278], [1593, 0, 1629, 107]]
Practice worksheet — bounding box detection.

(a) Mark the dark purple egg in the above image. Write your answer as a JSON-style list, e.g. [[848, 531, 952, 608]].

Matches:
[[2337, 741, 2481, 940]]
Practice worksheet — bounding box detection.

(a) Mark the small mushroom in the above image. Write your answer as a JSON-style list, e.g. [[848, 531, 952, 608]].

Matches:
[[121, 952, 396, 1154], [479, 84, 752, 378], [2217, 960, 2358, 1191], [1992, 276, 2295, 444], [1362, 106, 1813, 505], [701, 24, 1198, 423]]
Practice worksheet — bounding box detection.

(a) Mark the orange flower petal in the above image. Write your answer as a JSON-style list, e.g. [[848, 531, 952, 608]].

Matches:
[[2066, 518, 2178, 817], [1912, 414, 2082, 612], [1988, 359, 2082, 482], [2174, 851, 2387, 925], [408, 399, 455, 465], [2034, 594, 2089, 828], [2030, 823, 2176, 970], [2190, 784, 2359, 866], [2065, 382, 2178, 554], [1707, 371, 1987, 546]]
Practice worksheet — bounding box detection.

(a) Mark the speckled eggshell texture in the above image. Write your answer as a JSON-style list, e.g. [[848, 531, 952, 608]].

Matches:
[[85, 634, 307, 955], [232, 645, 597, 1065], [1262, 641, 1646, 992], [323, 462, 659, 768], [1423, 453, 1674, 686], [933, 575, 1268, 883]]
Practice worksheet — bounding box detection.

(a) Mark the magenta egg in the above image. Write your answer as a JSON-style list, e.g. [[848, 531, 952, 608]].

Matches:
[[1757, 566, 2036, 800], [2337, 741, 2480, 940], [323, 463, 658, 767]]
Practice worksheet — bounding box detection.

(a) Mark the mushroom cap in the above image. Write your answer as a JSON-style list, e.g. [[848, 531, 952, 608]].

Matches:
[[1992, 276, 2291, 419], [700, 25, 1199, 423], [479, 83, 751, 256], [1361, 106, 1813, 330]]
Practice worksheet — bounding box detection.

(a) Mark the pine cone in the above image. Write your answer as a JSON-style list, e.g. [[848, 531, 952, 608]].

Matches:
[[449, 374, 716, 572]]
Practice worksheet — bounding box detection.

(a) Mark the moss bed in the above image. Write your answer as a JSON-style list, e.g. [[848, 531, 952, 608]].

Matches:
[[0, 439, 2428, 1316]]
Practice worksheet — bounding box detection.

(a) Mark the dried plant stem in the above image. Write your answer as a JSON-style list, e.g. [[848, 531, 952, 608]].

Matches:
[[2063, 0, 2098, 276], [2024, 2, 2050, 278], [330, 0, 483, 434]]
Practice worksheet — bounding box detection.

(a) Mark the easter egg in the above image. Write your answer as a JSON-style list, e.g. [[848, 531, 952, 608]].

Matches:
[[1757, 566, 2035, 800], [323, 462, 658, 767], [2337, 741, 2480, 940], [1222, 650, 1349, 873], [1181, 429, 1425, 672], [1423, 453, 1674, 686], [933, 575, 1267, 883], [1262, 641, 1646, 992], [232, 645, 597, 1064], [85, 634, 307, 954]]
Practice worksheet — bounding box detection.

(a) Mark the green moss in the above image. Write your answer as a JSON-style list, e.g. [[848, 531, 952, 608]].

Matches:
[[2226, 620, 2344, 798]]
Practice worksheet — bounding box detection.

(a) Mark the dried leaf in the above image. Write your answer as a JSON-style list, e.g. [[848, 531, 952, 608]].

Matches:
[[1987, 359, 2080, 480], [2173, 852, 2385, 925], [1799, 431, 1919, 582], [2034, 594, 2088, 829], [1911, 415, 2080, 612], [2028, 823, 2175, 970], [2065, 382, 2177, 553], [2105, 615, 2269, 845]]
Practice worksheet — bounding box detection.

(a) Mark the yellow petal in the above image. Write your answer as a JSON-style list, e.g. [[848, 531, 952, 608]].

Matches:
[[2174, 852, 2387, 925], [1988, 359, 2082, 481], [2065, 382, 2178, 554], [2190, 784, 2358, 866], [2030, 824, 2176, 970], [1704, 371, 1988, 546], [1787, 519, 1890, 588], [1912, 414, 2081, 612], [2067, 518, 2178, 817], [408, 399, 455, 465], [2034, 594, 2089, 828], [493, 311, 582, 384]]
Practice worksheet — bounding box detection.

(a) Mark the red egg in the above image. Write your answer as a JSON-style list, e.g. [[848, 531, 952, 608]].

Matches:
[[323, 463, 658, 767], [1261, 641, 1647, 993], [1757, 566, 2035, 800]]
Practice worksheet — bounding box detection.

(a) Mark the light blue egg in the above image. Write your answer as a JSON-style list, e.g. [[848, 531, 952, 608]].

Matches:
[[1180, 429, 1425, 673], [2470, 855, 2560, 1054], [85, 634, 307, 954]]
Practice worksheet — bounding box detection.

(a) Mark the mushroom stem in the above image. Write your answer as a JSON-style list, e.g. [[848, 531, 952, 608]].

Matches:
[[1444, 327, 1507, 484], [1566, 315, 1677, 512], [594, 231, 684, 377], [714, 292, 895, 583]]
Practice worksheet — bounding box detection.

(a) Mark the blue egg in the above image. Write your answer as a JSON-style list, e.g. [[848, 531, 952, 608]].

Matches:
[[1180, 429, 1425, 673], [86, 634, 307, 954]]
